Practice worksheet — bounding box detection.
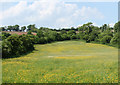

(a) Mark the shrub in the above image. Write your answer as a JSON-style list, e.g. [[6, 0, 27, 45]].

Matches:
[[2, 32, 11, 40], [70, 34, 77, 40], [2, 34, 34, 58], [2, 39, 12, 58], [27, 31, 32, 35], [110, 33, 120, 48], [19, 35, 34, 52], [100, 35, 112, 44], [83, 35, 89, 41]]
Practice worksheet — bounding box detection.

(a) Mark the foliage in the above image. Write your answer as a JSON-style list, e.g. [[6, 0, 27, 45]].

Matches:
[[0, 27, 6, 31], [21, 26, 26, 32], [110, 33, 120, 48], [2, 34, 34, 58], [2, 32, 11, 40], [27, 31, 32, 35], [100, 35, 112, 44], [37, 30, 44, 38], [1, 21, 120, 58], [114, 21, 120, 33]]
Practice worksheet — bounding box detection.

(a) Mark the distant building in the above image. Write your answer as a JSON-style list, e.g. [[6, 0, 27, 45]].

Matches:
[[2, 31, 36, 36]]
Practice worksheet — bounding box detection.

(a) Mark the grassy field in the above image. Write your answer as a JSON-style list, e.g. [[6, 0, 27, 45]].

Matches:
[[0, 59, 1, 84], [2, 40, 118, 83], [0, 41, 2, 84]]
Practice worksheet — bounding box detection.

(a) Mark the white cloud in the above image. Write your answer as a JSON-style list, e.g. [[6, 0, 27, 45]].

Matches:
[[0, 0, 105, 28], [92, 23, 101, 27], [65, 0, 119, 2], [0, 0, 119, 2], [109, 23, 115, 27]]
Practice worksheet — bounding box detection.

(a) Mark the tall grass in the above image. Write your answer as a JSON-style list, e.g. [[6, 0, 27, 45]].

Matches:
[[2, 41, 118, 83]]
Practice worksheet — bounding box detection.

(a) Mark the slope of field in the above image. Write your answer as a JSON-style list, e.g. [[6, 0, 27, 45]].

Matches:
[[0, 59, 1, 84], [0, 41, 2, 84], [2, 40, 118, 83]]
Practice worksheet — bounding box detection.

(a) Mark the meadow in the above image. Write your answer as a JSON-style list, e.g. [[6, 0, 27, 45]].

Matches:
[[2, 40, 118, 83], [0, 41, 2, 84]]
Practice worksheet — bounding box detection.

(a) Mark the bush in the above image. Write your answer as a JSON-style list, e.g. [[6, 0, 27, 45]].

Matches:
[[110, 33, 120, 48], [100, 35, 112, 44], [27, 31, 32, 35], [61, 34, 70, 40], [2, 34, 34, 58], [38, 37, 46, 44], [83, 35, 89, 41], [2, 39, 12, 58], [2, 32, 11, 40], [26, 34, 38, 44], [70, 34, 77, 40], [19, 35, 34, 52]]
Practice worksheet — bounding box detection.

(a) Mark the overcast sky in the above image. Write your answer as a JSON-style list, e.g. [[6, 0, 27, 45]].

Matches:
[[0, 0, 118, 29]]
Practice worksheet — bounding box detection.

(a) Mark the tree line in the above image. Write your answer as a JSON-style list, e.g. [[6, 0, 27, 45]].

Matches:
[[1, 21, 120, 58]]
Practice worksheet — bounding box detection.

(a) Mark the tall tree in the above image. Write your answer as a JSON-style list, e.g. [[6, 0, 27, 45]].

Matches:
[[37, 30, 44, 38], [114, 21, 120, 33], [100, 24, 108, 32], [13, 25, 19, 31], [7, 26, 13, 31], [21, 26, 26, 32], [0, 27, 5, 31], [27, 24, 36, 31]]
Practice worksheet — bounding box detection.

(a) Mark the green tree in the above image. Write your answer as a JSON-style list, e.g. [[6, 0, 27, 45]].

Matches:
[[110, 33, 119, 47], [2, 32, 11, 40], [2, 34, 35, 58], [114, 21, 120, 33], [49, 31, 58, 41], [61, 33, 70, 40], [71, 27, 75, 30], [19, 35, 34, 52], [67, 30, 76, 36], [37, 30, 44, 38], [27, 24, 36, 31], [6, 34, 23, 55], [61, 30, 67, 34], [21, 26, 26, 32], [83, 35, 89, 42], [100, 35, 112, 44], [100, 24, 110, 32], [27, 31, 32, 35], [7, 26, 13, 31], [13, 25, 19, 31], [2, 39, 12, 58], [0, 27, 6, 31], [70, 34, 77, 40]]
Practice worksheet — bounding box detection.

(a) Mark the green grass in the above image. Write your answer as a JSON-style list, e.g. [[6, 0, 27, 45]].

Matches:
[[2, 40, 118, 83], [0, 41, 2, 84], [0, 59, 2, 84]]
